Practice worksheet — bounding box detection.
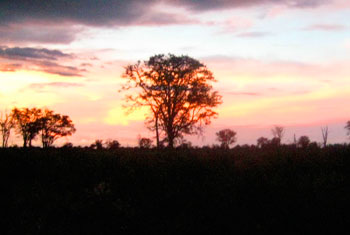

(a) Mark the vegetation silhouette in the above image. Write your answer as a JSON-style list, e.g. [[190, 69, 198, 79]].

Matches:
[[121, 54, 222, 148], [0, 111, 14, 147], [7, 107, 75, 148], [271, 125, 284, 141], [1, 144, 350, 234], [216, 128, 237, 149]]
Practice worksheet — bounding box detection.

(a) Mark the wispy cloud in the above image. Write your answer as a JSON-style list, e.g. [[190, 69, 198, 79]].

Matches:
[[29, 82, 84, 89], [227, 92, 262, 96], [303, 24, 346, 31], [236, 32, 271, 38]]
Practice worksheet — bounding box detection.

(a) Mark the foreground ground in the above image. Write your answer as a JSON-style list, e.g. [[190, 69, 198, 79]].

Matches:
[[1, 145, 350, 234]]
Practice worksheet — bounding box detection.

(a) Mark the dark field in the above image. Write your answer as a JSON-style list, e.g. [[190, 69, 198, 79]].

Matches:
[[1, 145, 350, 234]]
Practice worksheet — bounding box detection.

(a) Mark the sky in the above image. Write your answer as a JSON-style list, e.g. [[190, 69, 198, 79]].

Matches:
[[1, 0, 350, 147]]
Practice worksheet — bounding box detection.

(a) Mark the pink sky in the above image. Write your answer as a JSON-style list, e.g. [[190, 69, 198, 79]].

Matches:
[[1, 0, 350, 146]]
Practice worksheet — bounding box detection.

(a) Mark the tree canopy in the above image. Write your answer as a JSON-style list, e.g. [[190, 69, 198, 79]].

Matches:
[[122, 54, 222, 148], [216, 129, 237, 149]]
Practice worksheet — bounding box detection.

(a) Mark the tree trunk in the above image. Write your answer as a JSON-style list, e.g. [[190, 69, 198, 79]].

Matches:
[[155, 115, 160, 149]]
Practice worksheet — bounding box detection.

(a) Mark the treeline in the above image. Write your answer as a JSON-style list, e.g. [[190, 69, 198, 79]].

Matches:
[[0, 107, 75, 148]]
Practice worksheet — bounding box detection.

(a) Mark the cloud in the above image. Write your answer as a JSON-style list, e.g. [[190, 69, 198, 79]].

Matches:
[[0, 46, 71, 61], [0, 46, 83, 77], [227, 92, 261, 96], [29, 82, 84, 89], [0, 0, 328, 28], [33, 61, 84, 77], [166, 0, 328, 11], [0, 63, 22, 72], [0, 24, 82, 44], [303, 24, 346, 31], [236, 32, 271, 38]]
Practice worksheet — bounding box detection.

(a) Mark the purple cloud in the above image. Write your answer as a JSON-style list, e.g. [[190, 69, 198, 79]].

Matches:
[[0, 46, 83, 77], [0, 46, 71, 61]]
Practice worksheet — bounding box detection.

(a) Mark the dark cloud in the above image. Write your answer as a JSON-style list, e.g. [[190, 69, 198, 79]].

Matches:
[[303, 24, 346, 31], [0, 0, 328, 27], [0, 46, 83, 77], [166, 0, 327, 11], [236, 31, 271, 38], [0, 46, 71, 61]]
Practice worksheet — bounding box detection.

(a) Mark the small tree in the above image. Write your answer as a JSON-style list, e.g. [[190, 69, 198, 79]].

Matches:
[[106, 139, 120, 150], [216, 129, 237, 149], [11, 107, 42, 147], [271, 125, 284, 141], [138, 136, 153, 149], [91, 139, 104, 150], [40, 109, 76, 148], [257, 137, 269, 148], [298, 136, 310, 148], [345, 121, 350, 138], [321, 126, 329, 148], [0, 111, 14, 147], [121, 54, 222, 148]]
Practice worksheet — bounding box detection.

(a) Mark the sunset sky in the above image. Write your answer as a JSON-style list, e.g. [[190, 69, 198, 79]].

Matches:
[[1, 0, 350, 147]]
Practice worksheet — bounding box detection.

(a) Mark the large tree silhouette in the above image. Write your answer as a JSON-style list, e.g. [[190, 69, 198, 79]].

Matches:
[[122, 54, 222, 148]]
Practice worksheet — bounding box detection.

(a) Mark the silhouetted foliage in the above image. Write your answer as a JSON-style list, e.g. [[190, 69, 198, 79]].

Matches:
[[257, 137, 269, 148], [40, 109, 76, 148], [298, 135, 310, 148], [90, 139, 104, 150], [271, 125, 284, 141], [0, 111, 14, 147], [216, 128, 237, 149], [321, 126, 329, 147], [121, 54, 222, 148], [1, 146, 350, 234], [11, 107, 42, 147], [62, 142, 73, 148], [138, 137, 153, 149], [345, 121, 350, 138], [106, 139, 120, 150]]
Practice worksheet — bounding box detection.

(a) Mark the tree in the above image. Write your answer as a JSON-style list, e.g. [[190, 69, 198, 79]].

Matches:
[[138, 136, 153, 149], [321, 126, 329, 148], [121, 54, 222, 148], [298, 136, 310, 148], [345, 121, 350, 138], [216, 129, 237, 149], [271, 125, 284, 141], [90, 139, 104, 150], [39, 109, 76, 148], [0, 111, 14, 147], [257, 137, 269, 148], [106, 139, 120, 150], [11, 107, 42, 147]]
